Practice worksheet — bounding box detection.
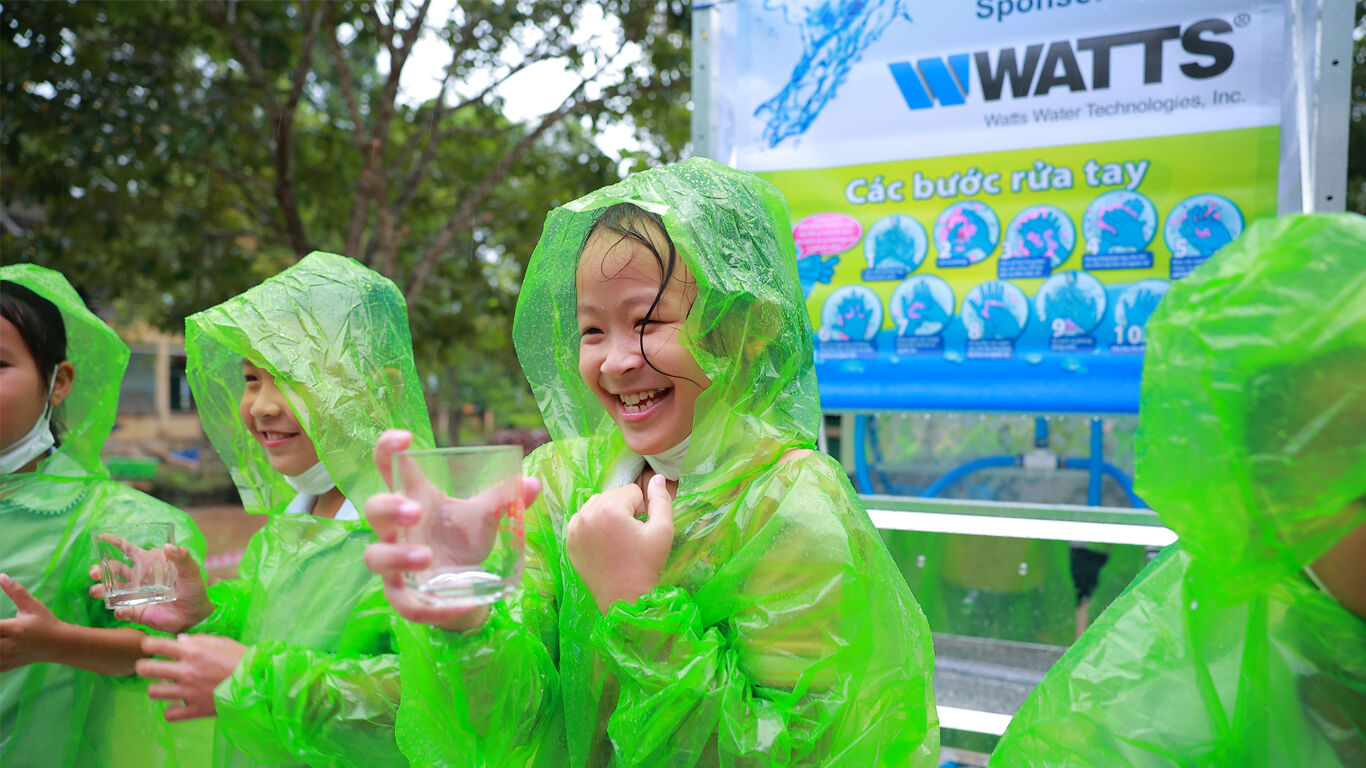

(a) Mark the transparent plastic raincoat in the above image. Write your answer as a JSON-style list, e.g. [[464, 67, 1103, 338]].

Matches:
[[0, 264, 207, 767], [183, 252, 433, 768], [392, 158, 939, 767], [990, 213, 1366, 767]]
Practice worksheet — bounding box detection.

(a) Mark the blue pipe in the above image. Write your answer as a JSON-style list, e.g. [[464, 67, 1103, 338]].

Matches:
[[920, 455, 1018, 498], [1088, 417, 1104, 507], [1062, 457, 1147, 508], [865, 416, 915, 495], [853, 414, 874, 493], [854, 413, 1147, 508]]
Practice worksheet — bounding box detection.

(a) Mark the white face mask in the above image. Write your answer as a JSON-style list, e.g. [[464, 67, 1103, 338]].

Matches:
[[643, 434, 690, 482], [0, 373, 58, 475], [284, 460, 336, 496]]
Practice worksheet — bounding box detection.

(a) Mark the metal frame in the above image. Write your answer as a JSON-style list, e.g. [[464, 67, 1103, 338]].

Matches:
[[1286, 0, 1354, 213], [938, 706, 1013, 737], [862, 495, 1175, 547], [689, 2, 726, 162]]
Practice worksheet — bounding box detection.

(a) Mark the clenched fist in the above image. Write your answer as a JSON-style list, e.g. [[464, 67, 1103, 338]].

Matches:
[[567, 474, 674, 614]]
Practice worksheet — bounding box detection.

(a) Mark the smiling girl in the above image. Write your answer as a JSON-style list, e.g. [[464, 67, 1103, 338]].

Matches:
[[365, 159, 939, 766], [105, 252, 429, 768]]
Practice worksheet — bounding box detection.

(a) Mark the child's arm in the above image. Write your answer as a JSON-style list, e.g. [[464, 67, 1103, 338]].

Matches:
[[135, 586, 410, 767], [213, 644, 408, 768], [0, 573, 147, 676], [3, 488, 211, 678], [386, 495, 564, 767], [590, 455, 938, 766], [369, 438, 567, 766]]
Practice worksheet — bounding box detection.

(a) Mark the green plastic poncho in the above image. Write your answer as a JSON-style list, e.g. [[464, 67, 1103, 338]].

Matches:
[[392, 158, 939, 766], [989, 213, 1366, 767], [0, 265, 207, 768], [183, 252, 433, 768]]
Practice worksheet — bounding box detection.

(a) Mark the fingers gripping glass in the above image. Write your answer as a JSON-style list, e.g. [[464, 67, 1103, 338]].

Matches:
[[92, 523, 177, 609], [395, 446, 525, 607]]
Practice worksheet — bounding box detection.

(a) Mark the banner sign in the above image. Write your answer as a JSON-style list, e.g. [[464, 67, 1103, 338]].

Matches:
[[716, 0, 1287, 412]]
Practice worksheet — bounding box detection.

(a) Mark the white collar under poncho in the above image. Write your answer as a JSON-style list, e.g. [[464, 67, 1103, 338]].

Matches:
[[602, 435, 690, 491]]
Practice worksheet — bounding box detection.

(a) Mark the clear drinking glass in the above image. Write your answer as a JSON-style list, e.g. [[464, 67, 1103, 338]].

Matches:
[[91, 522, 177, 609], [395, 445, 525, 607]]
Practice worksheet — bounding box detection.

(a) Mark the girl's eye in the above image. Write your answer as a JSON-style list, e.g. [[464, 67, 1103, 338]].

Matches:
[[634, 318, 654, 330], [579, 327, 601, 337], [244, 374, 259, 383]]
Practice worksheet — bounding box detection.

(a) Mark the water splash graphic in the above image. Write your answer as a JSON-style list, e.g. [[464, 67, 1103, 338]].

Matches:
[[756, 0, 914, 147]]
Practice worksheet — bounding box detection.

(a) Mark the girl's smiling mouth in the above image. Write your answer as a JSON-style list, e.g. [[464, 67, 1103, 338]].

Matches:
[[616, 387, 672, 420], [259, 430, 300, 449]]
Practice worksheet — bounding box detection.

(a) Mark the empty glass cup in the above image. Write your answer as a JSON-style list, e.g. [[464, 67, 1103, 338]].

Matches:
[[91, 522, 177, 609], [395, 445, 525, 607]]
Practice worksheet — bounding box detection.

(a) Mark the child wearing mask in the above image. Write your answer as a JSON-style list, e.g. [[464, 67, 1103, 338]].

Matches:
[[1, 265, 206, 767]]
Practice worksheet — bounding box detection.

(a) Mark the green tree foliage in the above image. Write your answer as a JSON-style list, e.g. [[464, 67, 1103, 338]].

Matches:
[[2, 0, 691, 431]]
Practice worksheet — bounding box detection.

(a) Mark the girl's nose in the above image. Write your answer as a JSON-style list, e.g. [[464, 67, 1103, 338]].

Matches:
[[602, 333, 644, 376], [249, 386, 283, 418]]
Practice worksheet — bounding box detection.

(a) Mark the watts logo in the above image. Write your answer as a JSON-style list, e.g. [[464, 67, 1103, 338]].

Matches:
[[890, 19, 1235, 109]]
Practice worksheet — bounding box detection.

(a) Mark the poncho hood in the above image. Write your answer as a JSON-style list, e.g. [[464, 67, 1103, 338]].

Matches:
[[513, 157, 819, 494], [1135, 212, 1366, 602], [185, 252, 433, 516], [0, 264, 127, 482]]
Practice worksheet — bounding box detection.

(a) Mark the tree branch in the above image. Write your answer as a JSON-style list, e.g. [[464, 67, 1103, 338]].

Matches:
[[342, 0, 431, 262], [322, 1, 377, 258], [322, 4, 366, 144], [324, 2, 375, 257], [204, 0, 318, 255], [388, 35, 562, 244], [285, 0, 322, 113], [405, 80, 591, 297], [269, 0, 323, 256], [401, 30, 639, 295]]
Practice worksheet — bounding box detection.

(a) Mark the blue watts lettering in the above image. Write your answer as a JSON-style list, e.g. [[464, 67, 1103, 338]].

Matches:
[[892, 18, 1234, 110]]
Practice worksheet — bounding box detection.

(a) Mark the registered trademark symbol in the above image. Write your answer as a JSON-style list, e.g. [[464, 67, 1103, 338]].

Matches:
[[1233, 13, 1251, 27]]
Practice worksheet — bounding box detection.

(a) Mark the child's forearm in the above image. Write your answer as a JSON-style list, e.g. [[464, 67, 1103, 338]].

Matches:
[[50, 623, 148, 676]]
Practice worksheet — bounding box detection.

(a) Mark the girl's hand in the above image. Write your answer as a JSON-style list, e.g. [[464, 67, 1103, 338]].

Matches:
[[567, 474, 674, 614], [362, 429, 540, 632], [0, 574, 65, 671], [136, 634, 246, 721], [89, 543, 213, 633]]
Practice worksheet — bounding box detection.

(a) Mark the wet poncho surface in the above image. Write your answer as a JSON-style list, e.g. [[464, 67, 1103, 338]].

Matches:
[[184, 252, 432, 768], [393, 158, 939, 766], [990, 213, 1366, 767], [0, 265, 207, 768]]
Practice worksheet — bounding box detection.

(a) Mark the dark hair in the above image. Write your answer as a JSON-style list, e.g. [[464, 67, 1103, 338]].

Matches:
[[581, 203, 703, 387], [1, 280, 69, 440]]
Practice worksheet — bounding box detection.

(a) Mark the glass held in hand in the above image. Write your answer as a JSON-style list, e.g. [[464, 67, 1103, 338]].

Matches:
[[92, 522, 177, 609], [395, 445, 525, 607]]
